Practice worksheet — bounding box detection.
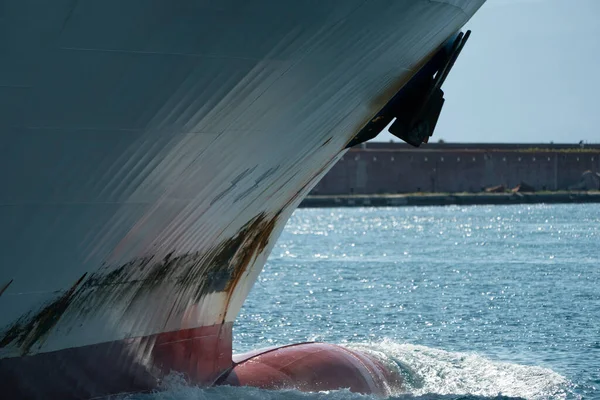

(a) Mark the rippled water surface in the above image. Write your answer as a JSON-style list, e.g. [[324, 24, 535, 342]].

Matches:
[[128, 204, 599, 400]]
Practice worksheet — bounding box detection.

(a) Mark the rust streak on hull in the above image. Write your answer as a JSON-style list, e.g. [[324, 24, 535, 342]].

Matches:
[[0, 213, 279, 357]]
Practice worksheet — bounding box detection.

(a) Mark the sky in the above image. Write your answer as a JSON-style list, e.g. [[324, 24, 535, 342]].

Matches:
[[376, 0, 600, 144]]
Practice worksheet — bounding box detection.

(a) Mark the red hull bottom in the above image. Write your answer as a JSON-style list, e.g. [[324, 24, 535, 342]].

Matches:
[[1, 324, 401, 399], [223, 342, 402, 397], [0, 323, 233, 399]]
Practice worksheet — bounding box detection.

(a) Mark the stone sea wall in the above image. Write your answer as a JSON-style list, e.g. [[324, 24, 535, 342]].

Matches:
[[312, 143, 600, 195]]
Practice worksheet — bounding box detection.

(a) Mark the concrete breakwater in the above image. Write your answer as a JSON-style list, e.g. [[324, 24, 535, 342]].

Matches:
[[300, 192, 600, 208]]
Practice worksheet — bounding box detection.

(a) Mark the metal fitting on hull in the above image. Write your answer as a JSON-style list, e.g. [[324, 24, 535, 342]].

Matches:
[[347, 31, 473, 148]]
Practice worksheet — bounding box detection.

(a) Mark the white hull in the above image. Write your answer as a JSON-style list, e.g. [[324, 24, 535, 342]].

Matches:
[[0, 0, 484, 397]]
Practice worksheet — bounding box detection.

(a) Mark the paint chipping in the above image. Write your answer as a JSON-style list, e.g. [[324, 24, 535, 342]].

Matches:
[[233, 166, 280, 203], [180, 211, 279, 301], [0, 274, 87, 354], [211, 166, 258, 205], [0, 279, 13, 298], [0, 213, 280, 355]]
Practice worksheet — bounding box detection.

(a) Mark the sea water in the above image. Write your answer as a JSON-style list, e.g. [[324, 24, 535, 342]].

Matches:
[[125, 204, 599, 399]]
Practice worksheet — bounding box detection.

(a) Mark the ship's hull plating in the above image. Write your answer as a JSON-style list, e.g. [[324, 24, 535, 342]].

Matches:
[[0, 0, 484, 397]]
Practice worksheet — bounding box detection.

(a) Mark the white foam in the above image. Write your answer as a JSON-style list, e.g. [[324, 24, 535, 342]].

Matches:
[[348, 340, 573, 400]]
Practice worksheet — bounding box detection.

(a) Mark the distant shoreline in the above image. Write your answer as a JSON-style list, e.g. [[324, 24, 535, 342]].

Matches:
[[299, 192, 600, 208]]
